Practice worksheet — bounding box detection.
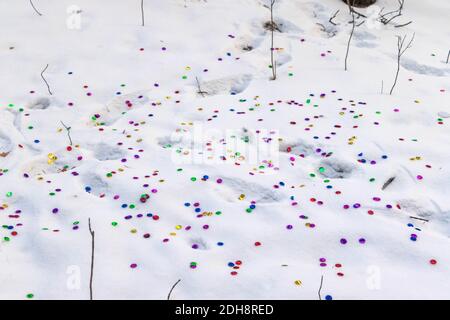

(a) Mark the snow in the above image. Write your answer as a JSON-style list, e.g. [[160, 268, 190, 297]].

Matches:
[[0, 0, 449, 300]]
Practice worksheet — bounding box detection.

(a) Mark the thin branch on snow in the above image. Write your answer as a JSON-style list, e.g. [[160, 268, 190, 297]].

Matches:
[[270, 0, 277, 80], [378, 0, 406, 25], [195, 77, 207, 97], [409, 216, 429, 222], [329, 10, 340, 26], [60, 121, 73, 146], [446, 50, 450, 64], [141, 0, 145, 26], [318, 275, 324, 300], [345, 0, 366, 19], [40, 64, 53, 95], [88, 218, 95, 300], [167, 279, 181, 300], [29, 0, 43, 16], [390, 33, 415, 95], [395, 21, 413, 28], [382, 176, 396, 190], [344, 10, 356, 71]]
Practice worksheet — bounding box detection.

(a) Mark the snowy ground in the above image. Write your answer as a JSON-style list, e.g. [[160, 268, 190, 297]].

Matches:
[[0, 0, 449, 300]]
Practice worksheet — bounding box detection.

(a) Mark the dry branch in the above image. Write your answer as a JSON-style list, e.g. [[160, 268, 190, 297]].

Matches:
[[195, 77, 207, 97], [29, 0, 43, 16], [88, 218, 95, 300], [141, 0, 145, 26], [390, 33, 415, 95], [382, 176, 395, 190], [318, 275, 324, 300], [329, 10, 340, 26], [40, 64, 52, 95], [270, 0, 277, 80], [60, 121, 73, 146], [167, 279, 181, 300]]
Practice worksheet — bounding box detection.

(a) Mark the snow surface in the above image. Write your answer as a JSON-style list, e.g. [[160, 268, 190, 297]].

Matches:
[[0, 0, 449, 300]]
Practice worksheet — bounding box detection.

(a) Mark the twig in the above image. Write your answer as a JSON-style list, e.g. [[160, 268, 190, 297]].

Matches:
[[318, 275, 324, 300], [167, 279, 181, 300], [382, 176, 396, 190], [345, 0, 366, 18], [344, 10, 356, 71], [60, 121, 73, 146], [409, 216, 429, 222], [390, 33, 415, 95], [195, 77, 207, 97], [316, 23, 337, 38], [395, 21, 412, 28], [446, 50, 450, 64], [29, 0, 43, 16], [141, 0, 145, 26], [378, 0, 405, 25], [88, 218, 95, 300], [41, 64, 53, 95], [329, 10, 339, 26], [270, 0, 277, 80]]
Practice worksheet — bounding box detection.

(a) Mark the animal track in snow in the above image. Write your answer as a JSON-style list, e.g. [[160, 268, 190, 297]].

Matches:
[[318, 158, 357, 179], [27, 97, 52, 110], [401, 58, 449, 77], [92, 143, 126, 161], [198, 74, 253, 96]]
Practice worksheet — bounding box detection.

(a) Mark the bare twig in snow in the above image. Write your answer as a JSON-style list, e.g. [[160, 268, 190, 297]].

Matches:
[[382, 176, 396, 190], [318, 275, 324, 300], [88, 218, 95, 300], [409, 216, 429, 222], [60, 121, 73, 146], [167, 279, 181, 300], [395, 21, 412, 28], [329, 10, 340, 25], [141, 0, 145, 26], [390, 33, 415, 95], [344, 10, 356, 71], [41, 64, 52, 95], [345, 0, 367, 18], [446, 50, 450, 64], [29, 0, 43, 16], [378, 0, 405, 25], [270, 0, 277, 80], [195, 77, 207, 97]]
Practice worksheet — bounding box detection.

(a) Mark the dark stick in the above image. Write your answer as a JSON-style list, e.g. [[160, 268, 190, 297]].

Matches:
[[409, 216, 429, 222], [141, 0, 145, 26], [318, 275, 324, 300], [167, 279, 181, 300], [60, 121, 73, 146], [382, 176, 395, 190], [344, 11, 356, 71], [395, 21, 412, 28], [88, 218, 95, 300], [29, 0, 43, 16], [379, 0, 405, 25], [390, 33, 414, 95], [329, 10, 339, 26], [270, 0, 277, 80], [41, 64, 53, 95], [446, 50, 449, 64], [195, 77, 207, 97]]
